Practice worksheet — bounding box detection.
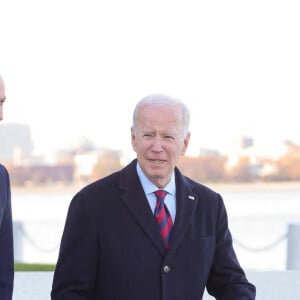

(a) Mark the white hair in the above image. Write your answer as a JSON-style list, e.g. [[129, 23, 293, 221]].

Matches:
[[132, 93, 190, 136]]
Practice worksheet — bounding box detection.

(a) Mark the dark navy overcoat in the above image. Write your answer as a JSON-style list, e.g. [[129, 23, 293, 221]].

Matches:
[[0, 164, 14, 300], [52, 159, 255, 299]]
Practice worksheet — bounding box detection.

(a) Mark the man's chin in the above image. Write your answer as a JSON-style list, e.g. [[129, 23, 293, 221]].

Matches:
[[148, 173, 169, 187]]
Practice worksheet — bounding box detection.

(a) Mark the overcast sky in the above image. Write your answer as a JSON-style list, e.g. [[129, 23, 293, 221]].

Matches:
[[1, 0, 299, 160]]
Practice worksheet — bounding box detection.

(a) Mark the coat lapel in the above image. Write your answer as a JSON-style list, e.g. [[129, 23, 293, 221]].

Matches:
[[119, 160, 165, 255], [167, 168, 198, 256], [118, 161, 198, 256]]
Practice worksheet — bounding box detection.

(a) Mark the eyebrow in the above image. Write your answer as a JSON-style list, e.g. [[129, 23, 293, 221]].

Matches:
[[0, 97, 6, 103]]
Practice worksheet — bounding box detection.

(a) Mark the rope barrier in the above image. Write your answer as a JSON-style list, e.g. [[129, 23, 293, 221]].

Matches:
[[17, 225, 60, 253], [233, 233, 288, 252], [16, 222, 289, 254]]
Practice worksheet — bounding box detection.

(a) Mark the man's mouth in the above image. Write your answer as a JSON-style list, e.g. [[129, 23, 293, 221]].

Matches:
[[149, 159, 164, 164]]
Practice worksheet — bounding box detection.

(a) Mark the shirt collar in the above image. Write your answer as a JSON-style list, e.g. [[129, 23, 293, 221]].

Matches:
[[136, 162, 176, 196]]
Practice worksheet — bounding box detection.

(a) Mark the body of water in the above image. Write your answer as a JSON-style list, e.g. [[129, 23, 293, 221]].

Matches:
[[11, 182, 300, 271]]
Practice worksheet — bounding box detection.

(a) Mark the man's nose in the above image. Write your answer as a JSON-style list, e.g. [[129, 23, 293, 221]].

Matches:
[[152, 138, 164, 151]]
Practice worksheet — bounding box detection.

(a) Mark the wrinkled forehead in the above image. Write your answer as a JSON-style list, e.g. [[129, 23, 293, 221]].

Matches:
[[140, 104, 184, 123], [137, 104, 186, 136]]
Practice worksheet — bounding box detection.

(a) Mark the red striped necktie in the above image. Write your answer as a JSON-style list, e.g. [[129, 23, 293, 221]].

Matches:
[[154, 190, 173, 249]]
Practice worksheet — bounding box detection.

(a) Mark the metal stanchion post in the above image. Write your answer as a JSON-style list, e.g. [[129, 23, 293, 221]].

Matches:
[[287, 223, 300, 270], [13, 221, 24, 263]]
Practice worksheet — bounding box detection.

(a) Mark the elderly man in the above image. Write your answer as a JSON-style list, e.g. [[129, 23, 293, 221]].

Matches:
[[52, 93, 255, 299]]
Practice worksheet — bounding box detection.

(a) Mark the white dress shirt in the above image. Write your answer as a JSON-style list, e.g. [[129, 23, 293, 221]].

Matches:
[[136, 162, 176, 222]]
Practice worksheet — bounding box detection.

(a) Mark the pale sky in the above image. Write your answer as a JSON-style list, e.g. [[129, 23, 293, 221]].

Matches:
[[0, 0, 299, 160]]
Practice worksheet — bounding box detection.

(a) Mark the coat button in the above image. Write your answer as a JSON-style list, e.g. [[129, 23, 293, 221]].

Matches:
[[163, 265, 171, 273]]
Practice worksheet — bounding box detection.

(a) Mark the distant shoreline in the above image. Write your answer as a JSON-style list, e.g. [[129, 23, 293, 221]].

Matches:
[[11, 181, 300, 193], [206, 181, 300, 191]]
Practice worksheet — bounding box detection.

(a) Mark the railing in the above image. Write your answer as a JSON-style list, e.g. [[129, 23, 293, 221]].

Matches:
[[13, 222, 300, 269]]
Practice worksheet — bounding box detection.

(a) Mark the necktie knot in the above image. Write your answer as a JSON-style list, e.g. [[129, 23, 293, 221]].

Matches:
[[154, 190, 167, 201]]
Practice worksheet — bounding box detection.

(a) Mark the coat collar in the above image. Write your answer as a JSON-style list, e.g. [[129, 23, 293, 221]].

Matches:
[[119, 159, 198, 256]]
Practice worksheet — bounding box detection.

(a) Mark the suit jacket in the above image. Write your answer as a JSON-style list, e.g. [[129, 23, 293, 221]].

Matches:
[[0, 164, 14, 300], [51, 159, 255, 300]]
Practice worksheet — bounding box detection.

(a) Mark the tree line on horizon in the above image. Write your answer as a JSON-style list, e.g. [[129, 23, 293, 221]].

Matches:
[[6, 140, 300, 186]]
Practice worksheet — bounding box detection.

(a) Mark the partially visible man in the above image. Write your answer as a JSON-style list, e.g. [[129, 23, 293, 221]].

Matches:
[[0, 74, 14, 300]]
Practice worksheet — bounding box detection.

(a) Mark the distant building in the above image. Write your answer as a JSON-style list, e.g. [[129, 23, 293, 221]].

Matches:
[[239, 136, 253, 149], [199, 147, 221, 157], [0, 123, 34, 163], [74, 151, 98, 184], [10, 165, 74, 186], [226, 135, 288, 179]]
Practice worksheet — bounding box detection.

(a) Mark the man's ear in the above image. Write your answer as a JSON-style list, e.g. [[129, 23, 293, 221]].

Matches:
[[181, 132, 190, 155], [131, 127, 137, 152]]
